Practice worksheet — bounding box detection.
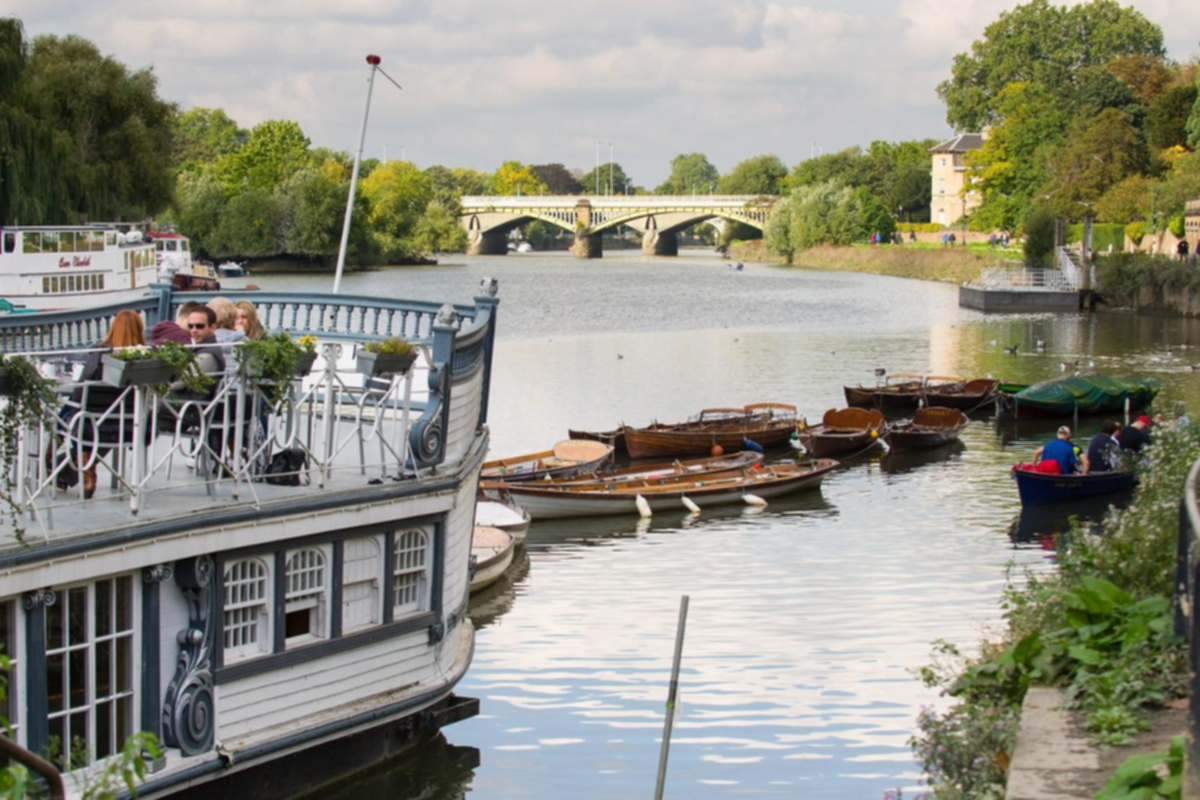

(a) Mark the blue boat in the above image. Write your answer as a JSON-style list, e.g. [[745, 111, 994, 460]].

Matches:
[[1013, 468, 1136, 506]]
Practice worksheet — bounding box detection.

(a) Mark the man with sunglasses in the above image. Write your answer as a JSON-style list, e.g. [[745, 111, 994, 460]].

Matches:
[[180, 306, 226, 386]]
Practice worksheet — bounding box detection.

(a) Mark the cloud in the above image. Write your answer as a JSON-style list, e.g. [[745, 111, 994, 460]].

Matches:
[[11, 0, 1199, 183]]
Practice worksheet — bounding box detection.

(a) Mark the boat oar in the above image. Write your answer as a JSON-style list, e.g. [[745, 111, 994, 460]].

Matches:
[[681, 496, 701, 515], [743, 493, 768, 508], [636, 493, 653, 519]]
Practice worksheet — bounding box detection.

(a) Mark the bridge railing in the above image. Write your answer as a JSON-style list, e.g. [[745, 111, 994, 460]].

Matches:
[[460, 194, 779, 207], [1175, 455, 1200, 798]]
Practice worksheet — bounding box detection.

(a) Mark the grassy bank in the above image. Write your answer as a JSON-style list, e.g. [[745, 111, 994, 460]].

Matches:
[[731, 240, 1021, 285], [912, 422, 1196, 799]]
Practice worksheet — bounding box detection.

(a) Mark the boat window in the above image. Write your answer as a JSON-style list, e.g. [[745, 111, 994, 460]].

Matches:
[[90, 232, 104, 252], [3, 232, 14, 253], [23, 232, 40, 253], [59, 232, 75, 253], [342, 537, 382, 632], [181, 240, 189, 252], [165, 241, 177, 252], [44, 576, 136, 767], [285, 548, 328, 642], [42, 277, 50, 293], [393, 529, 430, 617], [223, 558, 270, 660], [105, 232, 116, 246], [0, 600, 18, 742], [42, 232, 59, 253], [51, 277, 59, 293], [155, 240, 163, 251], [66, 276, 74, 292]]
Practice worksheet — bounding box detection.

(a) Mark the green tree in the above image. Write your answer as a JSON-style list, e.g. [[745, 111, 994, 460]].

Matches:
[[450, 167, 492, 196], [411, 201, 468, 254], [172, 172, 226, 256], [1106, 54, 1174, 106], [530, 163, 582, 194], [213, 119, 311, 194], [211, 188, 281, 257], [1096, 174, 1153, 223], [24, 28, 177, 219], [359, 160, 434, 257], [578, 162, 632, 195], [490, 161, 548, 196], [938, 0, 1165, 131], [175, 107, 246, 169], [1147, 84, 1199, 151], [718, 154, 787, 195], [788, 148, 865, 190], [1189, 68, 1200, 149], [276, 165, 349, 258], [1023, 205, 1057, 266], [656, 153, 719, 194], [1044, 107, 1148, 220]]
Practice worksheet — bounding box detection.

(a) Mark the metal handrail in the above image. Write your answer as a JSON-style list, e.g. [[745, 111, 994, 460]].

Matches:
[[0, 734, 65, 799], [1176, 455, 1200, 797]]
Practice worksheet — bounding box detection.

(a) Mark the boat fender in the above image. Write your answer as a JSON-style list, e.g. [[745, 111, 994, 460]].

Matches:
[[681, 496, 701, 515], [742, 438, 764, 454], [743, 493, 768, 507], [877, 438, 891, 455], [635, 494, 652, 519]]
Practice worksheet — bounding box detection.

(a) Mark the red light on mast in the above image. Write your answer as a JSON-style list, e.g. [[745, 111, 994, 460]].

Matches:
[[366, 55, 381, 65]]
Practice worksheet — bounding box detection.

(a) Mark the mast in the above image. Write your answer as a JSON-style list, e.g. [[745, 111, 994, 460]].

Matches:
[[333, 55, 381, 295]]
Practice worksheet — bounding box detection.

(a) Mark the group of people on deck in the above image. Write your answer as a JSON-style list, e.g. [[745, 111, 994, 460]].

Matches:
[[1032, 414, 1160, 476]]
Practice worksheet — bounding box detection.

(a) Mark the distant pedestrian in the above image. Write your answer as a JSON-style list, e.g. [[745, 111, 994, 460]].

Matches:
[[989, 233, 997, 249], [941, 232, 948, 248], [909, 230, 916, 243], [1179, 239, 1190, 261], [949, 232, 957, 248]]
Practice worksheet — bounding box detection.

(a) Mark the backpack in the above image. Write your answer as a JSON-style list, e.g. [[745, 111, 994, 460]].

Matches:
[[264, 447, 309, 486]]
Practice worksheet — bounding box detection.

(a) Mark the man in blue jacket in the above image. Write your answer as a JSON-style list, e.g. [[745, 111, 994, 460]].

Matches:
[[1033, 426, 1089, 474]]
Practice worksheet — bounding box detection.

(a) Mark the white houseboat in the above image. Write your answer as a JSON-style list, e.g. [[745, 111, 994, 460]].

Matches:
[[0, 279, 500, 798]]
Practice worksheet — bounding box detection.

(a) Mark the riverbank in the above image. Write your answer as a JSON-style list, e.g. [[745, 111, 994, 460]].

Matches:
[[237, 256, 438, 274], [731, 240, 1022, 285]]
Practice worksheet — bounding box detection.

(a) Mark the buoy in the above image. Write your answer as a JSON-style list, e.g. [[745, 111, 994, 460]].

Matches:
[[681, 496, 701, 514], [635, 494, 652, 518], [710, 444, 724, 456], [742, 438, 764, 454], [743, 493, 768, 507], [790, 434, 808, 454]]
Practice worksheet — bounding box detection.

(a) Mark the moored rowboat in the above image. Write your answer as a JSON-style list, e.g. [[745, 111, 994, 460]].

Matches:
[[484, 451, 762, 491], [497, 459, 838, 519], [886, 407, 968, 451], [930, 378, 1000, 412], [1012, 468, 1136, 507], [797, 408, 888, 457], [475, 495, 531, 544], [623, 404, 797, 459], [482, 439, 614, 482], [470, 526, 516, 593]]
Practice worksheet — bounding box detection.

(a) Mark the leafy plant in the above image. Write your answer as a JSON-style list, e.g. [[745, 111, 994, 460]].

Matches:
[[128, 343, 214, 395], [1096, 736, 1184, 800], [0, 354, 55, 544], [363, 337, 414, 357], [238, 332, 311, 406]]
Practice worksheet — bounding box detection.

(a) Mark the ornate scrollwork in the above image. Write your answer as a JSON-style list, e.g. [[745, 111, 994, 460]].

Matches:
[[435, 303, 458, 328], [162, 555, 215, 756], [22, 588, 56, 611], [143, 564, 173, 584], [409, 364, 447, 468], [479, 277, 499, 298]]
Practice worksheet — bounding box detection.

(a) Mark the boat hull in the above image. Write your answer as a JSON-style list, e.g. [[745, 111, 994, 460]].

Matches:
[[1013, 469, 1137, 506], [503, 461, 837, 519], [470, 527, 516, 592], [568, 427, 628, 454], [887, 429, 962, 451], [801, 430, 879, 457], [624, 424, 794, 459]]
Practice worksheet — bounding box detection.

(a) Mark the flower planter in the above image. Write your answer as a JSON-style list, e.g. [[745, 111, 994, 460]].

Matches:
[[102, 353, 175, 388], [0, 367, 11, 396], [295, 352, 318, 377], [356, 350, 417, 378]]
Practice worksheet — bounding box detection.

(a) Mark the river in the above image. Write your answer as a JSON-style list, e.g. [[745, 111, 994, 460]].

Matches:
[[243, 250, 1200, 799]]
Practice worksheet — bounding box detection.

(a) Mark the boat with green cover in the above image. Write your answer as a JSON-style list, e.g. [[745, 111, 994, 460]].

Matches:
[[997, 373, 1160, 420]]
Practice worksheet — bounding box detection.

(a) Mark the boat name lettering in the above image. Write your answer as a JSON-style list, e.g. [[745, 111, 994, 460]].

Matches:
[[58, 256, 92, 268]]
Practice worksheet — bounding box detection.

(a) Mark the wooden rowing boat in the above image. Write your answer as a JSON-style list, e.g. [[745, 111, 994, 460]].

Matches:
[[482, 439, 614, 482], [843, 373, 925, 412], [623, 404, 798, 459], [1012, 468, 1136, 507], [797, 408, 888, 457], [470, 526, 516, 593], [475, 495, 531, 544], [930, 378, 1000, 411], [567, 427, 629, 454], [482, 452, 762, 493], [496, 459, 838, 519], [886, 407, 968, 451]]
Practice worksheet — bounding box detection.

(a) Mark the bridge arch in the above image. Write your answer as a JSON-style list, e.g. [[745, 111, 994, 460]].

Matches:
[[590, 209, 768, 236]]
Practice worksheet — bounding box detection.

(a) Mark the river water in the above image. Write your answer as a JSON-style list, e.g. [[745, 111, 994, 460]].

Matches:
[[252, 251, 1200, 799]]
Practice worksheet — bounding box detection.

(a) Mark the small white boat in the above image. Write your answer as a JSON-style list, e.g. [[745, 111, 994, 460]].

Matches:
[[516, 242, 534, 253], [470, 526, 516, 593], [482, 439, 614, 483], [217, 261, 247, 277], [475, 496, 531, 543]]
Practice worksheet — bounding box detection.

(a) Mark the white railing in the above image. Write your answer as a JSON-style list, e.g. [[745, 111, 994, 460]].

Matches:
[[1055, 246, 1084, 290], [974, 267, 1076, 291]]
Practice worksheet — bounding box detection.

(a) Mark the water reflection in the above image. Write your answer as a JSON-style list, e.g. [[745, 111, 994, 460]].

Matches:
[[1007, 493, 1133, 549], [311, 735, 479, 800], [469, 548, 531, 631]]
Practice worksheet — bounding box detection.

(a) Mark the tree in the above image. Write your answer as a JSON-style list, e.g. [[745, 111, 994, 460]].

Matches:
[[1106, 55, 1173, 106], [1147, 84, 1199, 151], [530, 163, 581, 194], [213, 120, 311, 194], [172, 172, 226, 256], [175, 107, 246, 169], [211, 188, 281, 257], [1189, 68, 1200, 149], [938, 0, 1165, 131], [450, 167, 492, 196], [490, 161, 547, 196], [24, 28, 177, 219], [1096, 174, 1153, 223], [1023, 205, 1056, 267], [276, 165, 349, 258], [718, 154, 787, 195], [1043, 107, 1148, 219], [656, 153, 719, 195], [359, 160, 434, 257], [411, 201, 468, 254], [788, 148, 865, 190], [578, 162, 632, 195]]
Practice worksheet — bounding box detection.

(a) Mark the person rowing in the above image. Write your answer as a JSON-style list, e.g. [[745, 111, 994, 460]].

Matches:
[[1032, 425, 1088, 475]]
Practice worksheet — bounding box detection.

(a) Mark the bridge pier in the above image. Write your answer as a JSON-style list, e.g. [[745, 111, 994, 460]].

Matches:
[[467, 230, 509, 256], [573, 231, 602, 259], [642, 229, 678, 257]]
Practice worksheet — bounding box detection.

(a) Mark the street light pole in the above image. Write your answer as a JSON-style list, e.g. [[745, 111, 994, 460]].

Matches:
[[333, 55, 381, 295], [595, 141, 600, 196], [609, 142, 614, 196]]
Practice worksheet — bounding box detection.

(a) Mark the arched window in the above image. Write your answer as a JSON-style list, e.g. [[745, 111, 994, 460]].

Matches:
[[393, 530, 429, 617], [224, 559, 269, 660], [285, 548, 327, 642], [342, 537, 381, 632]]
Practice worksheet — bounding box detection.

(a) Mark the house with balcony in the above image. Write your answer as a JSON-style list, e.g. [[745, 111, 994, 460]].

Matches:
[[930, 133, 985, 227]]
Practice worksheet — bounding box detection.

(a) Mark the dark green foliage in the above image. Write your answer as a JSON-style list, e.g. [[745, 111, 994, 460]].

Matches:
[[579, 162, 632, 195], [1021, 206, 1056, 267], [1146, 84, 1198, 151], [529, 163, 581, 194], [656, 153, 719, 195], [1095, 736, 1184, 800], [1065, 222, 1124, 254], [718, 154, 787, 195], [211, 189, 281, 258], [1094, 252, 1200, 301]]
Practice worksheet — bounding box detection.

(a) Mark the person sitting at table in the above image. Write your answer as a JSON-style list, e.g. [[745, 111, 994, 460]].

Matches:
[[64, 310, 146, 498], [235, 300, 266, 340], [208, 297, 245, 345], [1032, 425, 1088, 475]]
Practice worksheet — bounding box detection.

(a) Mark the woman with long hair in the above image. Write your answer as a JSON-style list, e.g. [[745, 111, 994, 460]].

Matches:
[[101, 309, 145, 347], [208, 297, 244, 344], [235, 300, 266, 341]]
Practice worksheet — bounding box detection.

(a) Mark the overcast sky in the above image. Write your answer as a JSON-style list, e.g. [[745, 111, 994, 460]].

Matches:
[[11, 0, 1199, 185]]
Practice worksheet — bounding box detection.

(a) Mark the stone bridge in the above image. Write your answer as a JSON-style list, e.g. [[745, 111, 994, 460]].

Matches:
[[459, 195, 778, 258]]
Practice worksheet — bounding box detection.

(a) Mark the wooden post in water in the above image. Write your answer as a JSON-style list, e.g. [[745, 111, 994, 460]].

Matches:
[[654, 595, 690, 800]]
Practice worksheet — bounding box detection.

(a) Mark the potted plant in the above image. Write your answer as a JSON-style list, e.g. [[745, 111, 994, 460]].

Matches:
[[238, 332, 314, 406], [0, 353, 55, 543], [102, 346, 175, 387], [357, 337, 417, 377]]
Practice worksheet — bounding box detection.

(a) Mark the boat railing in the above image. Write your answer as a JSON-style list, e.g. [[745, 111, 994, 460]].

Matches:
[[1177, 455, 1200, 796], [1, 280, 501, 540], [971, 265, 1078, 292]]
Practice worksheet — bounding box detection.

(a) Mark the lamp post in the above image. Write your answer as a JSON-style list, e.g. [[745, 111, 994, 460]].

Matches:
[[609, 143, 614, 196]]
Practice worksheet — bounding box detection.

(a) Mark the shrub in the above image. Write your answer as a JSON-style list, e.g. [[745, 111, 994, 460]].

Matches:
[[1066, 222, 1124, 254], [1022, 206, 1056, 268], [1167, 215, 1185, 237], [1124, 221, 1146, 245], [897, 222, 944, 233]]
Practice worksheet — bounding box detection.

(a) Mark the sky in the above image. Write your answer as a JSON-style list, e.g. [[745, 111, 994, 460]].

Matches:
[[10, 0, 1200, 186]]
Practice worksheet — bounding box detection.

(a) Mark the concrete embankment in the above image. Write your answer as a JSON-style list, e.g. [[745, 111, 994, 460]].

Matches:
[[730, 241, 1016, 285]]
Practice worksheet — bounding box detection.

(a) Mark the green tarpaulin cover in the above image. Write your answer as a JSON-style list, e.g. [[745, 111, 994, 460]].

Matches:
[[1014, 373, 1161, 415]]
